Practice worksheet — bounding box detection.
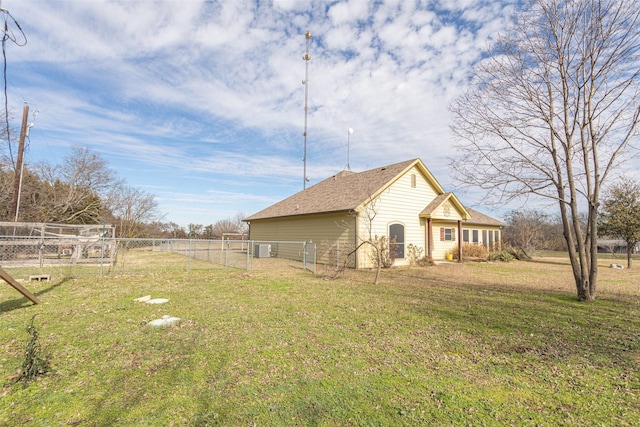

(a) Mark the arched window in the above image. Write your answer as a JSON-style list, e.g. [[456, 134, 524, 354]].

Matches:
[[389, 223, 405, 259]]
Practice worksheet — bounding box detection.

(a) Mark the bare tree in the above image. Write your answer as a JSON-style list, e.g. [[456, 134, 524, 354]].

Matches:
[[147, 221, 187, 238], [0, 160, 14, 220], [346, 194, 394, 285], [450, 0, 640, 301], [108, 184, 159, 238], [210, 213, 249, 239], [189, 223, 204, 238], [211, 219, 241, 239], [598, 177, 640, 268], [503, 209, 552, 252], [34, 147, 119, 224], [234, 212, 249, 236]]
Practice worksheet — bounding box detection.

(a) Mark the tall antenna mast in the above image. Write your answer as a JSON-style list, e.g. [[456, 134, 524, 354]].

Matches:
[[346, 128, 353, 171], [302, 31, 311, 190]]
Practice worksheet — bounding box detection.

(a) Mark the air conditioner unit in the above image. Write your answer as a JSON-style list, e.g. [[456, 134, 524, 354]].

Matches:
[[254, 244, 271, 258]]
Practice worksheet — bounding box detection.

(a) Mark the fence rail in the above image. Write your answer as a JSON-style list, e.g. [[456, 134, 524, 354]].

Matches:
[[0, 237, 316, 278]]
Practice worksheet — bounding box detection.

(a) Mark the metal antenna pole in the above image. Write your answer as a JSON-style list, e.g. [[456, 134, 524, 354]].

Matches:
[[347, 128, 353, 171], [302, 31, 311, 190]]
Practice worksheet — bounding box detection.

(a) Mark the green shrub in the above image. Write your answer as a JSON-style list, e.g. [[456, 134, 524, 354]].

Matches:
[[488, 246, 531, 262], [489, 250, 515, 262]]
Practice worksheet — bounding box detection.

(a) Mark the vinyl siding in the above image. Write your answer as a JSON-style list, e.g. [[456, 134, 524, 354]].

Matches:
[[358, 165, 438, 268], [431, 220, 459, 260], [248, 212, 356, 267], [433, 199, 463, 221]]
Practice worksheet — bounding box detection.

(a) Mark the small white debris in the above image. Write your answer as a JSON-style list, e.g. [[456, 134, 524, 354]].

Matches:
[[146, 298, 169, 304], [134, 295, 151, 302], [609, 264, 624, 269], [148, 316, 181, 327]]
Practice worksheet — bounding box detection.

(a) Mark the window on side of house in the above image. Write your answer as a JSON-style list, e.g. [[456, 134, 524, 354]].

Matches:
[[440, 227, 456, 241], [482, 230, 488, 247], [472, 229, 479, 244], [462, 229, 469, 243], [389, 223, 405, 258], [488, 230, 494, 249]]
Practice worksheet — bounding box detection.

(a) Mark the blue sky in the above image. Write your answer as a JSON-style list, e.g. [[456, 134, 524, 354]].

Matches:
[[3, 0, 517, 227]]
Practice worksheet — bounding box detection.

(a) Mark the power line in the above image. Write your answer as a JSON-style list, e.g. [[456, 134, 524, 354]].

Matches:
[[0, 5, 27, 169]]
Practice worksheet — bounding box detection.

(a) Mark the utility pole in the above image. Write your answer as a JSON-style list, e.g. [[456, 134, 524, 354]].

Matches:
[[11, 102, 29, 221]]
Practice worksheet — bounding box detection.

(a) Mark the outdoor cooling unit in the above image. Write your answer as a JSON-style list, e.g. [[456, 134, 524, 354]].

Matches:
[[254, 244, 271, 258]]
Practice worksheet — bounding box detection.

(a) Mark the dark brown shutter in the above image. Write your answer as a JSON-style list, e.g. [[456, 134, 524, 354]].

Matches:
[[440, 227, 444, 241]]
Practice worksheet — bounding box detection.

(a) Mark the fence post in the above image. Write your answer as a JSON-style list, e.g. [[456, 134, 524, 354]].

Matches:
[[188, 240, 192, 273], [38, 239, 44, 269], [100, 225, 105, 277], [312, 242, 317, 273], [246, 240, 250, 271], [302, 241, 307, 269], [225, 240, 230, 267]]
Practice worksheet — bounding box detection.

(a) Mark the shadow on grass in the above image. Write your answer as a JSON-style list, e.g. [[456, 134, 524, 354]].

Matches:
[[76, 330, 231, 426], [34, 277, 73, 297], [0, 277, 73, 314], [0, 297, 33, 313], [393, 277, 640, 369], [525, 257, 572, 267]]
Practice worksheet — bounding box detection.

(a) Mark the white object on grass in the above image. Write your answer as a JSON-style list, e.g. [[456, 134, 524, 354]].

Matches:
[[148, 315, 181, 327], [146, 298, 169, 304]]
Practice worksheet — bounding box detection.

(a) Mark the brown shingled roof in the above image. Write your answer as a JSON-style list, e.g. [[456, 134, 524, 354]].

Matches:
[[465, 207, 506, 227], [245, 159, 422, 221]]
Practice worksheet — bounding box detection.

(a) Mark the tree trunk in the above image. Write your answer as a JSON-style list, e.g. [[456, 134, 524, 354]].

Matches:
[[576, 276, 595, 301], [628, 248, 633, 269]]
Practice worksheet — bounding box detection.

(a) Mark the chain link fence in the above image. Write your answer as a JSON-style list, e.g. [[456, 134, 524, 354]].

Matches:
[[0, 236, 316, 279]]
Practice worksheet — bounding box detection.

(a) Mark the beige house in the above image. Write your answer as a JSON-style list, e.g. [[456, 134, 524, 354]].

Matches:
[[244, 159, 504, 268]]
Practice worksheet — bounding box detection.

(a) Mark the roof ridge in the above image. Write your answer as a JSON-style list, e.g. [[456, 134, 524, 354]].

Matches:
[[245, 158, 423, 221]]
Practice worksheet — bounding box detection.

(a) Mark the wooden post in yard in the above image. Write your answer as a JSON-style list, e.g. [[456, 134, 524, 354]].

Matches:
[[0, 267, 41, 304]]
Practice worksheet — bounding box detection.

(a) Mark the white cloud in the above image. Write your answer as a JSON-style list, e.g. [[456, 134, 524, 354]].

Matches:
[[4, 0, 520, 225]]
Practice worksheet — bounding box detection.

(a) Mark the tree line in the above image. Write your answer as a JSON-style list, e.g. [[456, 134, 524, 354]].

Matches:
[[0, 146, 247, 239], [504, 177, 640, 269]]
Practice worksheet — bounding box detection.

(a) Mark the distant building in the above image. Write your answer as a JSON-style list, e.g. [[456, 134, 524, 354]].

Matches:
[[597, 238, 640, 254]]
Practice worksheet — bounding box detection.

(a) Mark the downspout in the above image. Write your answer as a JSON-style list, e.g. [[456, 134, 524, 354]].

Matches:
[[457, 220, 463, 262], [354, 213, 359, 269], [427, 217, 433, 259]]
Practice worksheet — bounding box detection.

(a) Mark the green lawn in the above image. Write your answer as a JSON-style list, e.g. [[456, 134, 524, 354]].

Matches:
[[1, 253, 639, 426]]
